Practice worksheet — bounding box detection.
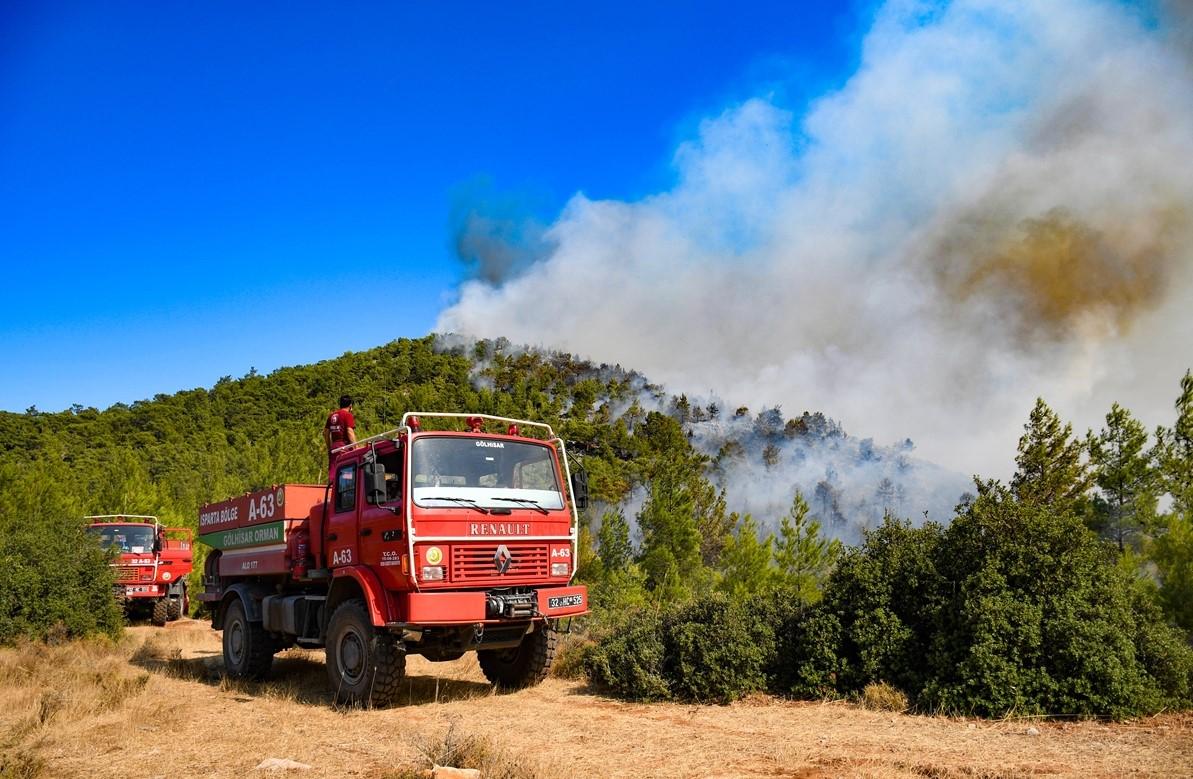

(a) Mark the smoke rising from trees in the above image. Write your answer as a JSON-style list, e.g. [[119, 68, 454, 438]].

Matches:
[[438, 0, 1193, 476]]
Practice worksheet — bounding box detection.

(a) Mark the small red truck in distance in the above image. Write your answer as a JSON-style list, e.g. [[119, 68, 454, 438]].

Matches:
[[197, 412, 589, 706], [85, 515, 194, 626]]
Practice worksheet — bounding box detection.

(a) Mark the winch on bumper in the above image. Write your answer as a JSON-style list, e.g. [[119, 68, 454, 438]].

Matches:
[[486, 589, 536, 619], [398, 584, 587, 625]]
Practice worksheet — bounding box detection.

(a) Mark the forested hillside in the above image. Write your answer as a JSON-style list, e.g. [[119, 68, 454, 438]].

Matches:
[[2, 335, 1191, 717]]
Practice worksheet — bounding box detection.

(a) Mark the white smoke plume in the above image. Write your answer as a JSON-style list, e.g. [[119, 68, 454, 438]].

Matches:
[[438, 0, 1193, 478]]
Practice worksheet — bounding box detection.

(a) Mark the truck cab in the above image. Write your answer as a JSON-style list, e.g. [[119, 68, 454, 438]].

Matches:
[[86, 515, 194, 625]]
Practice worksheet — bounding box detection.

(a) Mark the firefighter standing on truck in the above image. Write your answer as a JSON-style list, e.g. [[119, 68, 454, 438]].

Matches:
[[324, 395, 356, 465]]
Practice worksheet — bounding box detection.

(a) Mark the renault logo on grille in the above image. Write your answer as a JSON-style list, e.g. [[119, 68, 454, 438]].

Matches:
[[494, 544, 512, 574]]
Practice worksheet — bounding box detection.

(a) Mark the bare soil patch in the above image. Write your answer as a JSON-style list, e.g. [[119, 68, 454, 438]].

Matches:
[[1, 622, 1189, 778]]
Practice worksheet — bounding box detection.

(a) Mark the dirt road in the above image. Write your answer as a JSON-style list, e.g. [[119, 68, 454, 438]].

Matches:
[[3, 620, 1190, 778]]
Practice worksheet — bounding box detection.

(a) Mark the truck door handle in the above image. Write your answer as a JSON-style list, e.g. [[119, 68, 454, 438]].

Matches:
[[360, 528, 373, 536], [328, 533, 338, 541]]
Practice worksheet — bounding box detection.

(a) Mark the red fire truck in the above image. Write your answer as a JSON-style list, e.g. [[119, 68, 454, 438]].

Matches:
[[86, 515, 194, 626], [197, 413, 589, 706]]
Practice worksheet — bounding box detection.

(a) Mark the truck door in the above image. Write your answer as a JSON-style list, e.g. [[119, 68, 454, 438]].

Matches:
[[359, 446, 406, 586], [326, 460, 360, 568]]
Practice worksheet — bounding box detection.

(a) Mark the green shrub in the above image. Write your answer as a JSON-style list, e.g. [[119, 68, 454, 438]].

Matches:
[[920, 487, 1168, 717], [584, 594, 785, 703], [662, 595, 772, 703], [0, 462, 123, 644], [774, 606, 842, 698], [812, 518, 944, 697], [583, 609, 669, 701], [782, 486, 1193, 718]]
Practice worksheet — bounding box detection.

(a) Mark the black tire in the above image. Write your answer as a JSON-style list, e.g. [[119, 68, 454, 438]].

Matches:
[[222, 598, 274, 680], [169, 583, 187, 620], [478, 622, 558, 690], [325, 599, 405, 707], [151, 598, 170, 627]]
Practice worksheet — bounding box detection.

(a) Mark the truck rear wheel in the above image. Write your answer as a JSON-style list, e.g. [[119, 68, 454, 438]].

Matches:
[[325, 598, 405, 707], [222, 598, 274, 680], [478, 622, 558, 690], [151, 598, 170, 627]]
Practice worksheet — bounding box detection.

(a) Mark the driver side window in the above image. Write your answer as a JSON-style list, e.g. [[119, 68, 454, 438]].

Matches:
[[335, 464, 357, 513]]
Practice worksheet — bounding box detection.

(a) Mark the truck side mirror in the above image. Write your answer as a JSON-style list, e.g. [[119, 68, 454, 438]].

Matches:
[[153, 534, 163, 554], [570, 469, 589, 511], [364, 461, 387, 505]]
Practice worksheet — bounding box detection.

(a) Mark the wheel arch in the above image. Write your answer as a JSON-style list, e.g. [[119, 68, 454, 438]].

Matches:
[[325, 566, 390, 630], [213, 582, 272, 630]]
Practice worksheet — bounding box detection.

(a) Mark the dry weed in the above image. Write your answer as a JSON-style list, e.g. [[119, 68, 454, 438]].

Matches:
[[860, 681, 910, 712], [550, 637, 594, 680], [0, 748, 45, 779], [397, 720, 545, 779]]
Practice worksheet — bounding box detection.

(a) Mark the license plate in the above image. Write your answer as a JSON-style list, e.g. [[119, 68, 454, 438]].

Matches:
[[548, 594, 583, 609]]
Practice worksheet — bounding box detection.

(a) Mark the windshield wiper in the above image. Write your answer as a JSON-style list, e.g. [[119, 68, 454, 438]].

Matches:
[[492, 497, 549, 515], [424, 496, 490, 515]]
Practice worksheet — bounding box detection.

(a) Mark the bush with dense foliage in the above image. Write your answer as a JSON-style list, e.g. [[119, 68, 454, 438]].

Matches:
[[782, 485, 1193, 716], [0, 461, 123, 642], [585, 594, 781, 703]]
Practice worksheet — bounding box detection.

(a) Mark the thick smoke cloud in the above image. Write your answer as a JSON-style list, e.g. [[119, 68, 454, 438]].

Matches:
[[438, 0, 1193, 477]]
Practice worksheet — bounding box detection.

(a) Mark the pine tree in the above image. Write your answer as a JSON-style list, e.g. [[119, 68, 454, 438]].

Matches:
[[693, 481, 733, 568], [636, 456, 708, 602], [716, 513, 775, 599], [773, 490, 841, 602], [875, 478, 897, 514], [1087, 403, 1157, 551], [1011, 398, 1091, 511], [596, 509, 633, 572], [1154, 370, 1193, 516], [1151, 513, 1193, 634]]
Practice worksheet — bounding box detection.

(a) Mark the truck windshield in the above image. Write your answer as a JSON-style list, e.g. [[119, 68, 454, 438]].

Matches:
[[86, 525, 156, 554], [411, 437, 564, 510]]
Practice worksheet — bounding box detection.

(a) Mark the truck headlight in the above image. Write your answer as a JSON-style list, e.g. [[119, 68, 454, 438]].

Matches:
[[420, 566, 445, 581], [551, 562, 569, 577], [425, 546, 443, 565]]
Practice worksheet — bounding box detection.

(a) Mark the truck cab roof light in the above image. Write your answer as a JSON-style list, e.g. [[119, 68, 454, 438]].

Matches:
[[466, 416, 484, 432], [408, 416, 421, 432], [507, 424, 519, 436]]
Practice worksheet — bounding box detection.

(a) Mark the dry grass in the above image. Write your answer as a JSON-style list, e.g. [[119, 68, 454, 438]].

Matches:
[[0, 622, 1189, 778], [0, 637, 150, 778]]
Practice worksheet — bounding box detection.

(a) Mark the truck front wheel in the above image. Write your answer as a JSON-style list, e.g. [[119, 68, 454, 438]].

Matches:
[[325, 598, 405, 708], [151, 598, 170, 627], [478, 622, 558, 690], [222, 598, 274, 680]]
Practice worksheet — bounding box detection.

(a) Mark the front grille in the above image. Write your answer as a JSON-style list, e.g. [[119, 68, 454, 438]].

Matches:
[[450, 543, 549, 582], [113, 566, 138, 583]]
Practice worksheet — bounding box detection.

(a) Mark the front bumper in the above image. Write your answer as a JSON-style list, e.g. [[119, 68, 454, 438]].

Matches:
[[116, 584, 164, 599], [401, 584, 587, 625]]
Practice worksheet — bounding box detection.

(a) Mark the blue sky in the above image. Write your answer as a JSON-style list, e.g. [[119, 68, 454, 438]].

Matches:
[[0, 1, 865, 412]]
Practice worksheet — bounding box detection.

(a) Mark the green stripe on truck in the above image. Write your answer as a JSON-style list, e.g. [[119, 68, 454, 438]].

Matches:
[[199, 520, 286, 550]]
